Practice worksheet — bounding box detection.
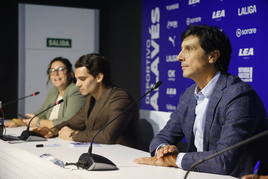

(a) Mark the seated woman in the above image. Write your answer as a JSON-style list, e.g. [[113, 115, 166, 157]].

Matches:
[[5, 57, 85, 128]]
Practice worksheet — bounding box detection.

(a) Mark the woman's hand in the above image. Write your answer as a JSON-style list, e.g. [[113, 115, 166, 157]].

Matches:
[[4, 118, 26, 128], [23, 113, 39, 127]]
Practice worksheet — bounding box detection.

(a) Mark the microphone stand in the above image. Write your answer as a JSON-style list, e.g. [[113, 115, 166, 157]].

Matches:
[[2, 91, 40, 107], [71, 81, 162, 171], [0, 91, 40, 141], [183, 129, 268, 179], [19, 99, 64, 141]]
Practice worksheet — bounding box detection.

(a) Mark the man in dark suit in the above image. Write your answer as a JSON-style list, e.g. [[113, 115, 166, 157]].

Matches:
[[44, 53, 138, 148], [134, 25, 268, 177]]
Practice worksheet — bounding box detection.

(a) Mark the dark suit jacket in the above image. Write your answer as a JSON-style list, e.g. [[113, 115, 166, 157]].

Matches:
[[54, 86, 139, 148], [150, 73, 268, 177]]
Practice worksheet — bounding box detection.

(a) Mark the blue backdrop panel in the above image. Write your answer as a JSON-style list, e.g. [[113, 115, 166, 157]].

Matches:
[[141, 0, 268, 113]]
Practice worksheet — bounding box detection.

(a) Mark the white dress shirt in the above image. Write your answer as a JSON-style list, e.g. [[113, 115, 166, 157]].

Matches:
[[176, 72, 220, 168]]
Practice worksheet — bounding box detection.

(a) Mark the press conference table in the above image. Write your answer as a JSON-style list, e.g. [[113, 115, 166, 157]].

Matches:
[[0, 127, 237, 179]]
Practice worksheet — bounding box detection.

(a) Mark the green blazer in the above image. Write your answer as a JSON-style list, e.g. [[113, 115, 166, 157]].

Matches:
[[34, 83, 85, 126]]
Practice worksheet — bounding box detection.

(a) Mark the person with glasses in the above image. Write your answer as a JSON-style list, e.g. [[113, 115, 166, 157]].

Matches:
[[36, 53, 139, 147], [5, 57, 85, 128]]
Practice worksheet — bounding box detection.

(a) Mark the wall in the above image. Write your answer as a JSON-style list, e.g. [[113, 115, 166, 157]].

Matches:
[[0, 0, 141, 119], [18, 4, 99, 114]]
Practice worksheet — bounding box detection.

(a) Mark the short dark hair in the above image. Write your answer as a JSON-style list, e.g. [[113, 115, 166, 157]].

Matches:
[[46, 57, 76, 85], [75, 53, 112, 86], [181, 25, 232, 73]]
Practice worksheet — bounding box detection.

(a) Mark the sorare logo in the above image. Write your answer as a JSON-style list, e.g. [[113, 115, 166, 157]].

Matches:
[[236, 28, 257, 38]]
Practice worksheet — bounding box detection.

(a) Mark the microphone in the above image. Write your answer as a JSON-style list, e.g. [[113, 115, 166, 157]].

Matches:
[[68, 81, 162, 171], [19, 99, 64, 141], [0, 91, 40, 139], [2, 91, 40, 107], [183, 129, 268, 179]]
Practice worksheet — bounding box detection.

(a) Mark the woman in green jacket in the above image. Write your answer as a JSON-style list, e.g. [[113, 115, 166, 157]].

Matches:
[[5, 57, 85, 128]]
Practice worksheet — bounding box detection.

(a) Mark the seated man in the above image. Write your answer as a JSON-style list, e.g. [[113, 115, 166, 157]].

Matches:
[[134, 25, 268, 178], [42, 53, 138, 148]]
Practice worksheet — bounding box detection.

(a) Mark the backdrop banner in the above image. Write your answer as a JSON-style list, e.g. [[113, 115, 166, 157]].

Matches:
[[141, 0, 268, 113]]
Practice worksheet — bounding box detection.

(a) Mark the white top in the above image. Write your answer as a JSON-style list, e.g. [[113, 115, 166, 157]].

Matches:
[[48, 95, 63, 120], [176, 72, 220, 168]]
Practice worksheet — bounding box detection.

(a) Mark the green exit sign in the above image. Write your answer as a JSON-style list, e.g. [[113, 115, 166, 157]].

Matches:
[[47, 38, 72, 48]]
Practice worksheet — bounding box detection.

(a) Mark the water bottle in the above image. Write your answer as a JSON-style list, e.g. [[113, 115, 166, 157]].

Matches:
[[40, 153, 65, 168], [0, 101, 4, 137]]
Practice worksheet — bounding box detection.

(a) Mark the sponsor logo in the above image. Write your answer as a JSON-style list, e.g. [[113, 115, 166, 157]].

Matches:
[[166, 3, 179, 11], [238, 67, 253, 82], [186, 17, 202, 25], [236, 28, 257, 38], [212, 9, 225, 19], [168, 35, 176, 47], [238, 5, 257, 16], [166, 88, 177, 95], [238, 48, 254, 56], [167, 20, 178, 29], [166, 104, 176, 111], [166, 55, 178, 62], [144, 7, 160, 110], [168, 70, 176, 81], [188, 0, 200, 5]]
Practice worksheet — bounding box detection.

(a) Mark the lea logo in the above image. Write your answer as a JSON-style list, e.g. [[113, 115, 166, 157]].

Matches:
[[212, 9, 225, 19], [238, 5, 257, 16], [238, 48, 254, 56], [166, 88, 177, 95]]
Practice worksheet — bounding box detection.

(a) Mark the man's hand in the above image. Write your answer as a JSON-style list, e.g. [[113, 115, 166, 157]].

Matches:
[[156, 145, 178, 159], [241, 175, 268, 179], [39, 120, 54, 128], [58, 126, 76, 141], [134, 153, 178, 167], [32, 127, 58, 138]]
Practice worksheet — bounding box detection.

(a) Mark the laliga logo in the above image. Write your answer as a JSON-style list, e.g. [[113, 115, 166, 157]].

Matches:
[[238, 5, 257, 16]]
